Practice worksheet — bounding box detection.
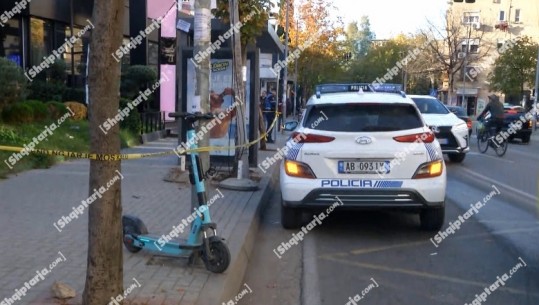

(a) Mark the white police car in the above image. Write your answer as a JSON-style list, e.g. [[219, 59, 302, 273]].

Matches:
[[280, 84, 446, 230], [409, 95, 469, 163]]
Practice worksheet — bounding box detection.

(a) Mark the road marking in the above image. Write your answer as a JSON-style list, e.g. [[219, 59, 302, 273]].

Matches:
[[458, 167, 536, 203], [466, 151, 514, 163], [509, 147, 539, 160], [321, 256, 539, 296], [318, 227, 539, 259], [303, 235, 322, 305]]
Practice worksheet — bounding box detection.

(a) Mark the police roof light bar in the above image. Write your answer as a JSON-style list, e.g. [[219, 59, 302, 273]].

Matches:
[[315, 83, 375, 99]]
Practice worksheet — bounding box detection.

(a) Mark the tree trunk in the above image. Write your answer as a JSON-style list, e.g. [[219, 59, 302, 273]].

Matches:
[[83, 1, 125, 304]]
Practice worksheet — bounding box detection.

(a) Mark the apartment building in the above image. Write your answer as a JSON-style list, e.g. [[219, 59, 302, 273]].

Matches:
[[447, 0, 539, 116]]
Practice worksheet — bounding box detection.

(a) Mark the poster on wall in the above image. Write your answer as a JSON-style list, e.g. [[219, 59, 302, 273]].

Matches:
[[187, 58, 251, 157], [160, 37, 176, 65]]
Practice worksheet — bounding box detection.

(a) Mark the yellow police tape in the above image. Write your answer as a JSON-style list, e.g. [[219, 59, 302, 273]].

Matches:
[[0, 111, 283, 161]]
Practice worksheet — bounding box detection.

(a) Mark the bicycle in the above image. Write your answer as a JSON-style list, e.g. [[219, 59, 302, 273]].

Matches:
[[476, 119, 508, 157], [122, 112, 230, 273]]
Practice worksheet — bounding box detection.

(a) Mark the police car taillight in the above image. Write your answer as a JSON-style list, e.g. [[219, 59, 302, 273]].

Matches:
[[291, 132, 335, 143], [413, 160, 443, 179], [393, 132, 435, 143], [284, 160, 317, 179]]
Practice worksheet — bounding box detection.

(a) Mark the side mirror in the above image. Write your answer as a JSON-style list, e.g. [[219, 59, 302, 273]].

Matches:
[[283, 121, 299, 131]]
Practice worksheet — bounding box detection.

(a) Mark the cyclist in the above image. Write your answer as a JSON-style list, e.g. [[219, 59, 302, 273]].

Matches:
[[477, 94, 505, 137]]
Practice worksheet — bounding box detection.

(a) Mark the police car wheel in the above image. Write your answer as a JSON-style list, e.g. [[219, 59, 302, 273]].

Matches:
[[281, 201, 303, 230], [420, 207, 445, 231]]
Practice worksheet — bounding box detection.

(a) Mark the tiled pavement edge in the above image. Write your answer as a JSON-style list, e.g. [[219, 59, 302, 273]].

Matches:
[[0, 131, 287, 305]]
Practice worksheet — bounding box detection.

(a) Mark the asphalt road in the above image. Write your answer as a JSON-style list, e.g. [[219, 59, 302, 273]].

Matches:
[[238, 137, 539, 305]]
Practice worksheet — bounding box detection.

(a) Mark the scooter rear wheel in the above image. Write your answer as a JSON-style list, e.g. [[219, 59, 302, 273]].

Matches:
[[203, 237, 230, 273]]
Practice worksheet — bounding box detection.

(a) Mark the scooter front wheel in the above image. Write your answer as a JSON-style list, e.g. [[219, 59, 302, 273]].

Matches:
[[203, 237, 230, 273]]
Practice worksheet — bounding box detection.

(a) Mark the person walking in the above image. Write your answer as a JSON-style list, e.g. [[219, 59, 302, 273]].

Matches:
[[264, 89, 276, 143]]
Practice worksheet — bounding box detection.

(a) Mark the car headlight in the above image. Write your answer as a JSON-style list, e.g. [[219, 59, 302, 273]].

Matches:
[[452, 122, 468, 132]]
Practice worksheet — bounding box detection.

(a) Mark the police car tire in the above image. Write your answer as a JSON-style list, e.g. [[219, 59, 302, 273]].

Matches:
[[281, 203, 302, 229], [420, 207, 445, 231]]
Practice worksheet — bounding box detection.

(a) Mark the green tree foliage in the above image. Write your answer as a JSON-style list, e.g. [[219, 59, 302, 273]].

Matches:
[[0, 58, 27, 112], [488, 36, 538, 96], [212, 0, 273, 58], [290, 0, 346, 97], [347, 39, 408, 83], [357, 16, 375, 56], [121, 65, 157, 98]]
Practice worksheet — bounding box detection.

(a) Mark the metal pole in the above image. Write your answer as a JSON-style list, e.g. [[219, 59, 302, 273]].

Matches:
[[293, 17, 298, 120], [282, 0, 289, 131], [462, 24, 470, 108], [533, 46, 539, 130], [70, 0, 75, 86]]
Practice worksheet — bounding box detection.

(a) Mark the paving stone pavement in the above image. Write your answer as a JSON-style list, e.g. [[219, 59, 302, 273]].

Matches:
[[0, 131, 287, 305]]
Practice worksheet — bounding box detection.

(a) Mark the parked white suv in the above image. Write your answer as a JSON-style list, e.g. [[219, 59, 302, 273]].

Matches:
[[409, 95, 470, 163], [280, 84, 446, 231]]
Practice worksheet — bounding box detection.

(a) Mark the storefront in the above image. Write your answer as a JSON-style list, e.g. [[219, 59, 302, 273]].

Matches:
[[0, 0, 156, 88]]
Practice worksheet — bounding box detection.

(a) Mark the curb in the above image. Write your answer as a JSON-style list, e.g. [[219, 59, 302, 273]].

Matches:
[[195, 165, 278, 305], [141, 130, 167, 144]]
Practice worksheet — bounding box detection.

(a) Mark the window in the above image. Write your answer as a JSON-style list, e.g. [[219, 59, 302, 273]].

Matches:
[[499, 10, 505, 21], [514, 9, 521, 22], [0, 18, 22, 67], [120, 37, 131, 67], [410, 98, 450, 115], [304, 104, 423, 132], [461, 39, 480, 54], [148, 41, 159, 66], [462, 12, 480, 24], [30, 18, 54, 80], [497, 39, 504, 49]]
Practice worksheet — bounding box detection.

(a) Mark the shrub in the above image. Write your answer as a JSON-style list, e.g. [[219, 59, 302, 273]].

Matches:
[[23, 100, 48, 122], [0, 125, 20, 144], [121, 65, 157, 100], [119, 98, 142, 134], [28, 80, 66, 102], [0, 58, 27, 112], [63, 88, 86, 103], [46, 101, 69, 120], [64, 101, 87, 120], [49, 60, 67, 84], [1, 103, 34, 124]]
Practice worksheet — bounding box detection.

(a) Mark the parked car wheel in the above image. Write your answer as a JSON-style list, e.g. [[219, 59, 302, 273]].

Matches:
[[521, 133, 531, 144], [448, 153, 466, 163]]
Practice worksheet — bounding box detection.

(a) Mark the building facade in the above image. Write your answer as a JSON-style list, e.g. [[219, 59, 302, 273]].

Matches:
[[448, 0, 539, 116], [0, 0, 157, 89]]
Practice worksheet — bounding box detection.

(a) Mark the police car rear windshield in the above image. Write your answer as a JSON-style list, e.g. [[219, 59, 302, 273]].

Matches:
[[303, 103, 423, 132]]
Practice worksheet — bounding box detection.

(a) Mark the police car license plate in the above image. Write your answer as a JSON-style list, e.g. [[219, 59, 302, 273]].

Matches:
[[338, 161, 390, 174]]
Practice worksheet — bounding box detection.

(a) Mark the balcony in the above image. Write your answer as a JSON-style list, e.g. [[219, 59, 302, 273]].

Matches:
[[494, 21, 509, 31]]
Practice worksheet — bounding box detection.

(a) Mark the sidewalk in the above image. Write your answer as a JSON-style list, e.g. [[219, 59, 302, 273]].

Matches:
[[0, 131, 289, 305]]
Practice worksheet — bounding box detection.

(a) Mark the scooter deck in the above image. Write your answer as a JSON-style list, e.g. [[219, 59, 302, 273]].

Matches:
[[136, 234, 203, 254]]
